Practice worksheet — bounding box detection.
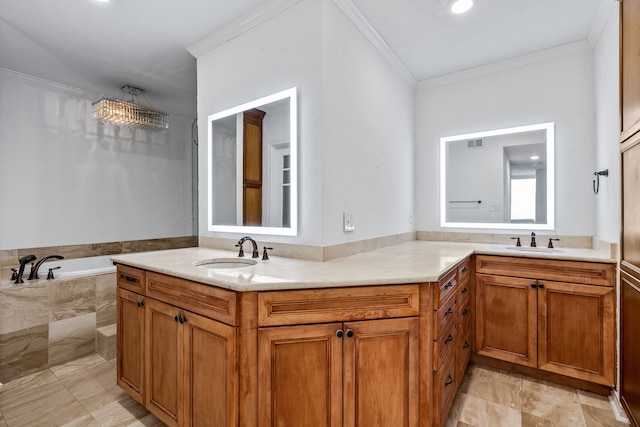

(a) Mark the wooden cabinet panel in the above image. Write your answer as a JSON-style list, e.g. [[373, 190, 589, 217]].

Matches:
[[257, 323, 343, 427], [343, 318, 419, 427], [537, 281, 615, 386], [183, 311, 237, 427], [476, 274, 537, 367], [434, 269, 457, 309], [257, 285, 419, 326], [146, 272, 237, 326], [433, 355, 457, 427], [476, 255, 615, 287], [621, 270, 640, 427], [623, 142, 640, 268], [117, 265, 145, 294], [621, 0, 640, 140], [145, 298, 182, 427], [116, 288, 145, 404]]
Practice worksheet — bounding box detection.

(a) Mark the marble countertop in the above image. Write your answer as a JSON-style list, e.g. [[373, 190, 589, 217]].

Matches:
[[110, 240, 616, 292]]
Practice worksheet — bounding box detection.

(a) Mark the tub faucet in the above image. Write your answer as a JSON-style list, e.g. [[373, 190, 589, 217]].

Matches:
[[15, 254, 36, 284], [28, 255, 64, 280], [237, 236, 260, 258]]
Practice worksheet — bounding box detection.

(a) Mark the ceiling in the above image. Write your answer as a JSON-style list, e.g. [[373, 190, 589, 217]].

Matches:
[[0, 0, 604, 119]]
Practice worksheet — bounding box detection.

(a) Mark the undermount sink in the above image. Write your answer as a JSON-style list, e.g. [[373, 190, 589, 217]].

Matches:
[[194, 258, 258, 269], [506, 246, 564, 253]]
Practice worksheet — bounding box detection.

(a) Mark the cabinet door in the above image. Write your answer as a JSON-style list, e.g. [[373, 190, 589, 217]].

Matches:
[[343, 318, 419, 427], [183, 311, 237, 427], [476, 274, 537, 367], [621, 0, 640, 140], [621, 271, 640, 426], [258, 323, 343, 427], [116, 288, 145, 404], [537, 280, 614, 386], [145, 298, 182, 427]]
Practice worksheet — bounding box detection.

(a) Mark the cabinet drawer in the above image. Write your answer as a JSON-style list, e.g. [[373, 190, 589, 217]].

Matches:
[[434, 269, 458, 309], [146, 272, 238, 326], [457, 327, 471, 382], [458, 278, 471, 308], [434, 355, 457, 425], [458, 258, 471, 284], [117, 265, 146, 294], [459, 297, 472, 331], [476, 255, 615, 287], [433, 325, 457, 371], [433, 296, 456, 338], [257, 284, 419, 327]]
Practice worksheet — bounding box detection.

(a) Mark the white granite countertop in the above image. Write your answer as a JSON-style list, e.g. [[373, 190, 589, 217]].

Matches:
[[110, 241, 616, 292]]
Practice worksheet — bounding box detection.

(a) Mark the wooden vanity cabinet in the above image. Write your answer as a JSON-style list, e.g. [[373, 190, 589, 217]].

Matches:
[[116, 287, 146, 405], [475, 256, 615, 386], [256, 285, 420, 427]]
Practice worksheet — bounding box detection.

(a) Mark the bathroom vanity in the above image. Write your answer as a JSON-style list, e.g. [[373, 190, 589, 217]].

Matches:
[[113, 242, 615, 427]]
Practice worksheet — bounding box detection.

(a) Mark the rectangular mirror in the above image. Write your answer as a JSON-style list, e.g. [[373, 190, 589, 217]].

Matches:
[[207, 87, 297, 236], [440, 122, 554, 230]]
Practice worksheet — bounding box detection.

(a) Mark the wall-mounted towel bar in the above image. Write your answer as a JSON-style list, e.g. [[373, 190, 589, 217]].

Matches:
[[449, 200, 482, 204]]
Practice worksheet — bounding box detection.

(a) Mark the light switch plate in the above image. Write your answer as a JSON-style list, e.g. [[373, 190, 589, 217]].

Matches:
[[343, 212, 355, 232]]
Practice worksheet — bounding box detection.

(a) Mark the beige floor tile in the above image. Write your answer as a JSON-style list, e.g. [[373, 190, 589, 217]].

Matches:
[[60, 413, 101, 427], [90, 395, 152, 427], [458, 393, 522, 427], [0, 413, 7, 427], [522, 411, 561, 426], [581, 404, 630, 427], [577, 389, 614, 411], [460, 365, 523, 409], [126, 412, 166, 427], [521, 377, 587, 426]]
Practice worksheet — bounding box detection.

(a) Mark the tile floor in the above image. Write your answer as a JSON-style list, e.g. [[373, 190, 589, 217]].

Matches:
[[0, 354, 629, 427]]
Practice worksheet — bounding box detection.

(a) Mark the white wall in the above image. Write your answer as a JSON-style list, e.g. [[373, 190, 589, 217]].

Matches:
[[195, 0, 415, 245], [0, 69, 195, 250], [415, 48, 597, 236], [593, 2, 620, 244]]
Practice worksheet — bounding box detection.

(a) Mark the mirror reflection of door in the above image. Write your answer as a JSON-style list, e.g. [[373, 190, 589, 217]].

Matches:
[[243, 109, 266, 226]]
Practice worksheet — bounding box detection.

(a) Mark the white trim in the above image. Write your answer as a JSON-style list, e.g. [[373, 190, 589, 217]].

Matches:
[[418, 41, 592, 90], [0, 67, 92, 96], [187, 0, 303, 58], [608, 394, 631, 424], [333, 0, 417, 88]]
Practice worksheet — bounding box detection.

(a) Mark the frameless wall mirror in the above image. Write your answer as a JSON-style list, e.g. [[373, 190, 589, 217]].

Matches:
[[440, 122, 554, 230], [208, 87, 297, 236]]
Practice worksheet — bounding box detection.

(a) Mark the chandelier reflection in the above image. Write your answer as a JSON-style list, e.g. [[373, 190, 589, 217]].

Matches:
[[92, 85, 169, 132]]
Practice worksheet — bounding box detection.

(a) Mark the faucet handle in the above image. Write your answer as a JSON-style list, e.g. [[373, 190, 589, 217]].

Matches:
[[10, 268, 18, 281], [547, 238, 560, 249], [510, 237, 521, 247], [235, 244, 245, 258], [262, 247, 273, 261], [47, 266, 61, 280]]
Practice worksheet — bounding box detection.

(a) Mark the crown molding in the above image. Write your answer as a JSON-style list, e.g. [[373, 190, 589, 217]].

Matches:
[[0, 67, 90, 95], [187, 0, 303, 58], [417, 40, 593, 90], [333, 0, 417, 88]]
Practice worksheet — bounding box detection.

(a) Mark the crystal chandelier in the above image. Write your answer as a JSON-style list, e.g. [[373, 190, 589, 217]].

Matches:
[[92, 85, 169, 132]]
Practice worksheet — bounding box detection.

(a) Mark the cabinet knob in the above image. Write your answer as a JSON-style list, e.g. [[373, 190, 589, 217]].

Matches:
[[445, 307, 454, 317], [445, 334, 454, 344], [137, 301, 144, 307], [531, 283, 538, 289], [346, 329, 354, 338], [463, 341, 470, 349], [336, 330, 344, 338], [538, 283, 545, 289], [445, 375, 454, 386]]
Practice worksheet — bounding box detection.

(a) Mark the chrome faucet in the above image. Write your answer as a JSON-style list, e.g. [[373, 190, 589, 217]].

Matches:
[[237, 236, 259, 258], [28, 255, 64, 280], [15, 254, 36, 284]]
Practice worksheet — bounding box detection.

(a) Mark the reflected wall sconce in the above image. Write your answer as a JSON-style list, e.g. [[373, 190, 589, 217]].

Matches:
[[92, 85, 169, 132], [593, 169, 608, 195]]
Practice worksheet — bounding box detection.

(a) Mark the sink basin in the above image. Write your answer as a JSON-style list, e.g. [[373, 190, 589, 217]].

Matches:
[[506, 246, 564, 253], [194, 258, 258, 269]]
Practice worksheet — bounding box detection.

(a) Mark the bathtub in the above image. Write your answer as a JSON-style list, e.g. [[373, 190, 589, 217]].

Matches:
[[37, 255, 117, 279]]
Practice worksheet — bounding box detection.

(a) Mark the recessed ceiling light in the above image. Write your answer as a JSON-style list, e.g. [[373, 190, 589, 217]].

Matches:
[[450, 0, 475, 14], [95, 0, 110, 3]]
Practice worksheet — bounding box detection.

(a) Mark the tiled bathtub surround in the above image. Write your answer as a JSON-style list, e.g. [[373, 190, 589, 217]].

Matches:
[[0, 235, 197, 282], [0, 273, 116, 383]]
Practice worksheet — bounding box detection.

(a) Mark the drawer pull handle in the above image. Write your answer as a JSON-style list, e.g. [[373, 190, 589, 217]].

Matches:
[[174, 315, 187, 324], [461, 266, 468, 273], [461, 287, 468, 295], [445, 307, 454, 317], [462, 308, 469, 316], [445, 334, 453, 344], [346, 329, 354, 338], [463, 341, 470, 349], [444, 281, 454, 290], [123, 275, 139, 283], [137, 301, 145, 308], [445, 375, 454, 386], [336, 330, 344, 338]]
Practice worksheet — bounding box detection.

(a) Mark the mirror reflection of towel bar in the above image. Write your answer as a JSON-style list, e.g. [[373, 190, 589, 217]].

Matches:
[[449, 200, 482, 204]]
